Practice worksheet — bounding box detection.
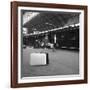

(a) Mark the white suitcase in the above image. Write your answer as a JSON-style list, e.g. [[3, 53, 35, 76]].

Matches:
[[30, 53, 48, 65]]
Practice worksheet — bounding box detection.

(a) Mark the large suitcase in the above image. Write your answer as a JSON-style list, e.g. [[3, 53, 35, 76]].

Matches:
[[30, 53, 49, 65]]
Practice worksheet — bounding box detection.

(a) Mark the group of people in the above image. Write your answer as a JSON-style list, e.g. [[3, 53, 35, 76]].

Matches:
[[34, 34, 56, 51]]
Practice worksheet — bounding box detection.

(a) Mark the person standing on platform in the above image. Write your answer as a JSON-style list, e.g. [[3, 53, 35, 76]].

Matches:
[[44, 34, 49, 49]]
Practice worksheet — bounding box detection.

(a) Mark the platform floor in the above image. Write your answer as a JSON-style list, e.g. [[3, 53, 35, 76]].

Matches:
[[21, 47, 79, 77]]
